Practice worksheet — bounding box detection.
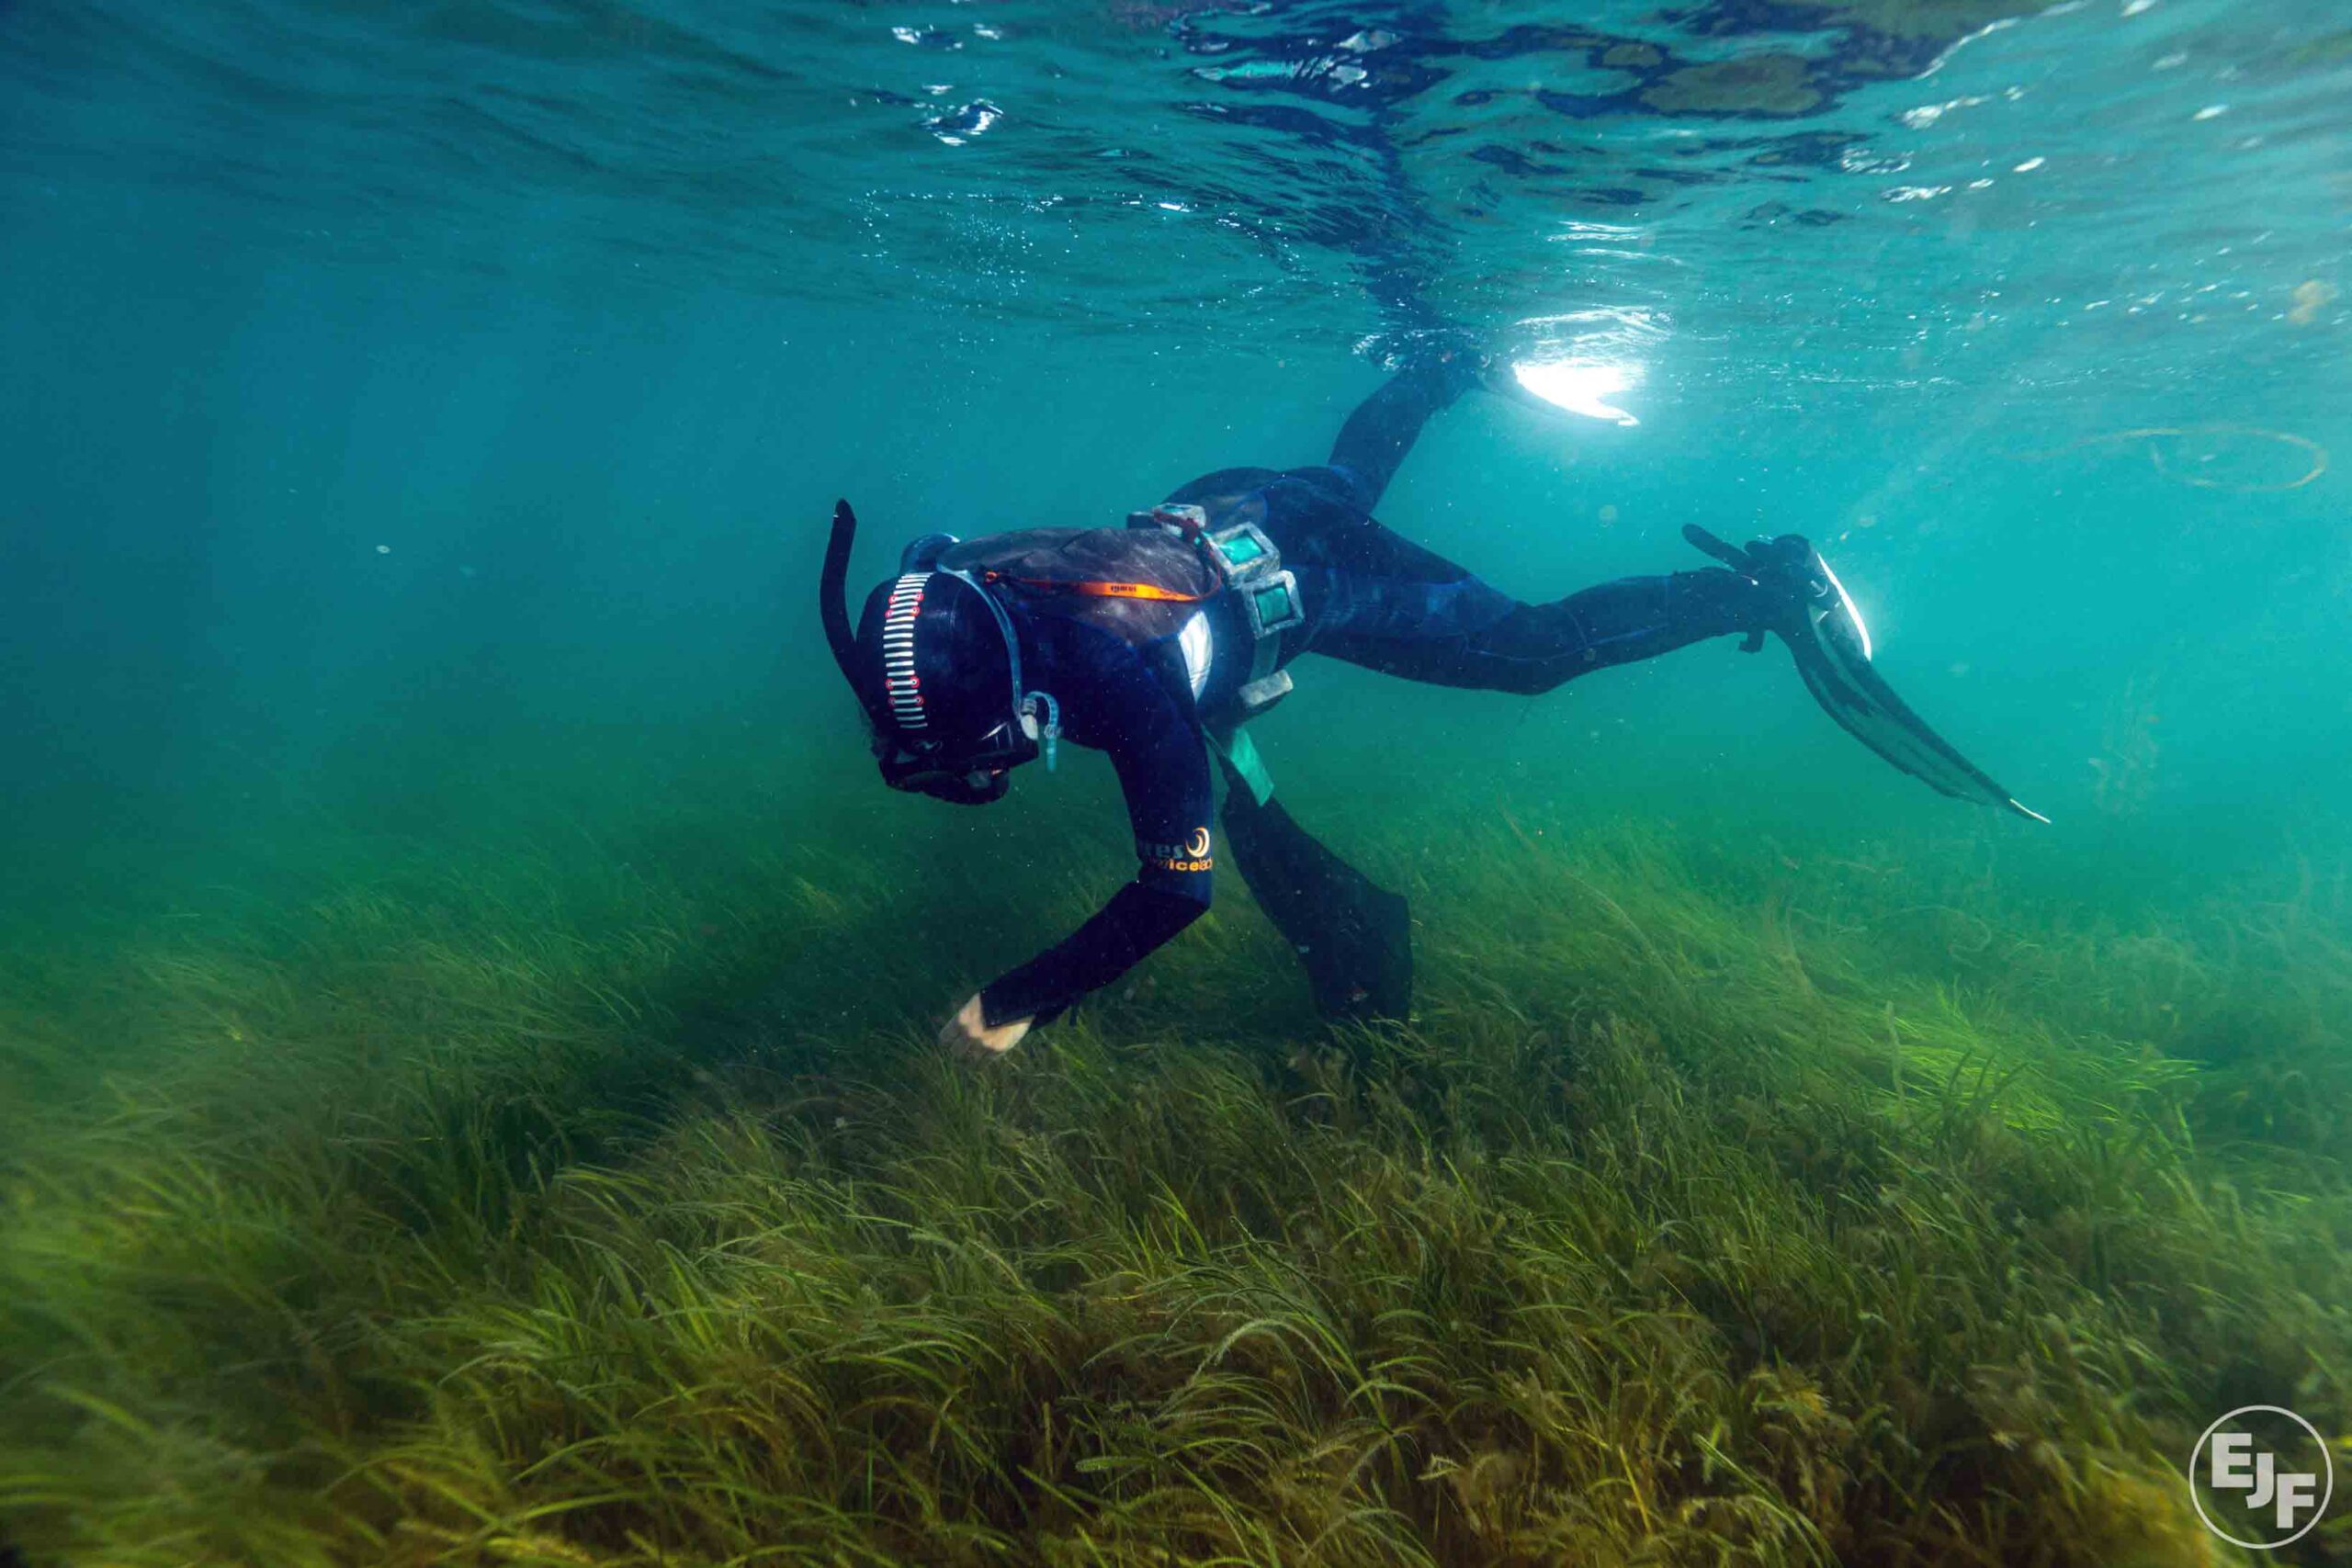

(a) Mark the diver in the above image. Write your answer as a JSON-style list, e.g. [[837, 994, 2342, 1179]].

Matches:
[[819, 354, 2044, 1057]]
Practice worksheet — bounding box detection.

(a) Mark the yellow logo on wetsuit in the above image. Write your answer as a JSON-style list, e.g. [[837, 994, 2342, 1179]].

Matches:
[[1140, 827, 1215, 874]]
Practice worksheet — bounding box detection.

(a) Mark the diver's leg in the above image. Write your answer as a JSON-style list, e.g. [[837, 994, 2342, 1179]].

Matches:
[[1304, 520, 2044, 818], [1165, 355, 1474, 527], [1318, 355, 1480, 512], [1292, 513, 1769, 694], [1321, 569, 1767, 694]]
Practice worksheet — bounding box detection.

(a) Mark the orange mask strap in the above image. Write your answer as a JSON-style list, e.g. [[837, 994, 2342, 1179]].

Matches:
[[985, 571, 1207, 604]]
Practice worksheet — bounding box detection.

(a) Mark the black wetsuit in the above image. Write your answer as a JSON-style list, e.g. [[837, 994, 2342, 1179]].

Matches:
[[975, 362, 1768, 1025]]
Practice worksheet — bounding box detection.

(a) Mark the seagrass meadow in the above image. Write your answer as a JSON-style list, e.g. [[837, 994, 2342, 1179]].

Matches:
[[4, 752, 2347, 1567]]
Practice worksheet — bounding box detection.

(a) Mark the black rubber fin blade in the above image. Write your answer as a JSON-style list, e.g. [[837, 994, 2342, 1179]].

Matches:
[[1785, 626, 2049, 824], [1219, 784, 1414, 1022]]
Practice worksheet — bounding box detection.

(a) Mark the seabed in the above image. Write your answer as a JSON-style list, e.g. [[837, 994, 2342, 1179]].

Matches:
[[3, 774, 2345, 1567]]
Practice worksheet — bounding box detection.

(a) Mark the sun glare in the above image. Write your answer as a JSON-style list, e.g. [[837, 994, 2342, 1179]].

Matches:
[[1510, 359, 1641, 426]]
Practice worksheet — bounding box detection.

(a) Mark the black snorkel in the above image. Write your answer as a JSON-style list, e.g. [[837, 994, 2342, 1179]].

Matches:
[[821, 499, 876, 725]]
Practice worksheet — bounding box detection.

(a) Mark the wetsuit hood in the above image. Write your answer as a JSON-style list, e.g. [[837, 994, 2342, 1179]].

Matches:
[[852, 570, 1017, 747], [820, 499, 1044, 806]]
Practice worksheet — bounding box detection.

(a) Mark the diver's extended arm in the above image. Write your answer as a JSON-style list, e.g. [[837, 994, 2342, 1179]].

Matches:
[[975, 682, 1215, 1031]]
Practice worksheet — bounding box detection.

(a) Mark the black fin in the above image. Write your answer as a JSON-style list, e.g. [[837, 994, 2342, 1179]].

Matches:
[[1221, 786, 1413, 1022], [1683, 525, 2046, 823], [1785, 623, 2049, 823]]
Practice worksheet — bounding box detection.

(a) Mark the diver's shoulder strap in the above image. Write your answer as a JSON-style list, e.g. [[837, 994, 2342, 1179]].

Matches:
[[1207, 722, 1275, 806], [1130, 502, 1302, 722]]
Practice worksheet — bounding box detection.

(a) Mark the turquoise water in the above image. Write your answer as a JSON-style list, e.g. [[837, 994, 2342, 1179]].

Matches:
[[3, 0, 2347, 1254], [5, 0, 2346, 913]]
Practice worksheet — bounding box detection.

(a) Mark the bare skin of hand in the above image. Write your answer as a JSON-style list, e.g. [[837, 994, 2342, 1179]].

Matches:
[[941, 993, 1032, 1059]]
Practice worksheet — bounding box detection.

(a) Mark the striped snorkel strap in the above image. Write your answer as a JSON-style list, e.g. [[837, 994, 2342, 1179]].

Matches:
[[880, 572, 929, 730]]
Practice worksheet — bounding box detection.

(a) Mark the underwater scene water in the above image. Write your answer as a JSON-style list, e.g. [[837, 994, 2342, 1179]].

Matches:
[[4, 0, 2349, 1562]]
